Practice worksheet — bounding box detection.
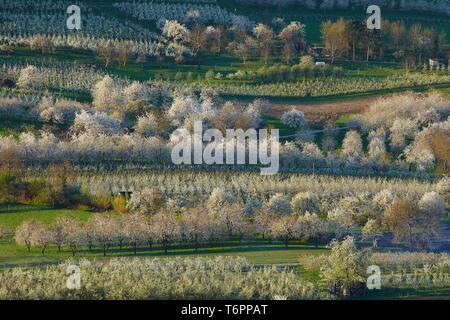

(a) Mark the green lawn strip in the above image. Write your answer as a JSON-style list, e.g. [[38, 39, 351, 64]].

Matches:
[[261, 114, 296, 137], [0, 203, 93, 228], [0, 239, 328, 267]]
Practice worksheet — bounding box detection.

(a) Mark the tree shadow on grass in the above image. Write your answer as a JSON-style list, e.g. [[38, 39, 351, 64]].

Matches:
[[82, 241, 326, 258], [0, 204, 53, 214]]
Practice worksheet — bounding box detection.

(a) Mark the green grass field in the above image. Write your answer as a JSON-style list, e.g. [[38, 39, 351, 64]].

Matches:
[[0, 204, 93, 228], [0, 239, 328, 267]]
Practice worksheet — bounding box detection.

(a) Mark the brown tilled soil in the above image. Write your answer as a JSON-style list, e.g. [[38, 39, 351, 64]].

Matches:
[[268, 97, 377, 123]]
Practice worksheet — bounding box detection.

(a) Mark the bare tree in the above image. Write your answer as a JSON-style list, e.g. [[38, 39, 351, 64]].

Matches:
[[390, 21, 406, 51], [227, 37, 256, 64], [188, 24, 206, 55], [383, 197, 420, 250], [321, 19, 348, 63], [48, 161, 75, 192], [97, 42, 116, 67], [428, 129, 450, 173], [117, 41, 132, 67], [47, 161, 75, 207], [253, 24, 274, 65]]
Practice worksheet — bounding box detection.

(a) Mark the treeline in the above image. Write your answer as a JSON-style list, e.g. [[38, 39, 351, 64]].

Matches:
[[17, 14, 450, 70], [321, 18, 447, 66], [0, 159, 83, 209], [236, 0, 450, 16], [5, 180, 448, 256], [10, 208, 337, 256]]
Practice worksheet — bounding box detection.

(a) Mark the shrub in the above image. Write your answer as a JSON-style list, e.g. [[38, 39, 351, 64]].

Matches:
[[205, 70, 215, 80], [112, 195, 127, 214], [91, 193, 112, 211], [281, 108, 307, 129], [24, 179, 48, 200]]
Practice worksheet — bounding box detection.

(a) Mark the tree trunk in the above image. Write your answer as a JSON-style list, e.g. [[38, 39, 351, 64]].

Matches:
[[409, 225, 413, 251], [352, 41, 356, 61]]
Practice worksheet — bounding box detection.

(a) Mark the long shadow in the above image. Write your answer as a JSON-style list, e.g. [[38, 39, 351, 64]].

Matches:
[[78, 241, 326, 257], [0, 205, 53, 214]]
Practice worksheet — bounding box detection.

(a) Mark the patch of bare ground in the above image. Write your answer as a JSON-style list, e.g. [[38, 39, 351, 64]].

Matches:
[[268, 97, 376, 123]]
